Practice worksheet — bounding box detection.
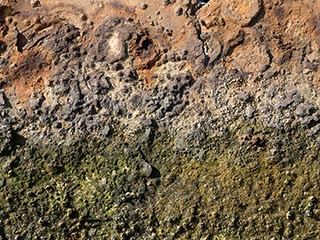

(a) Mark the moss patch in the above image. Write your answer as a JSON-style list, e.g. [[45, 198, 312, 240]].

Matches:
[[0, 123, 319, 239]]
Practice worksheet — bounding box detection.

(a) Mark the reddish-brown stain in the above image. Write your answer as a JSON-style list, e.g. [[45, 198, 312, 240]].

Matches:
[[4, 46, 52, 107]]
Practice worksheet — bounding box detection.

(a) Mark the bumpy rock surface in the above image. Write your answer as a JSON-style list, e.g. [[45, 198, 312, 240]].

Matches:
[[0, 0, 320, 239]]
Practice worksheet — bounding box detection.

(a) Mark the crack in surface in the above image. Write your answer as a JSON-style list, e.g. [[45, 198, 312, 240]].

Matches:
[[193, 1, 210, 65], [195, 20, 209, 65]]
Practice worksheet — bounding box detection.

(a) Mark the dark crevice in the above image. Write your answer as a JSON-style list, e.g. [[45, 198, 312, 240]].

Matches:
[[0, 226, 8, 240], [246, 0, 265, 27], [15, 28, 28, 53], [264, 49, 273, 71], [150, 165, 161, 178], [0, 41, 7, 54], [195, 21, 210, 65], [0, 92, 12, 109], [141, 39, 152, 51], [193, 0, 210, 15], [185, 1, 210, 66], [11, 131, 27, 151], [308, 119, 320, 129]]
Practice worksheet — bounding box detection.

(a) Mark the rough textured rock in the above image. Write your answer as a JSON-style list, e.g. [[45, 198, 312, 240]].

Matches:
[[0, 0, 319, 239]]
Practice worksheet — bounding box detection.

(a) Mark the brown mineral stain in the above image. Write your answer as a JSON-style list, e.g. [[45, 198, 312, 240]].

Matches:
[[4, 46, 52, 108]]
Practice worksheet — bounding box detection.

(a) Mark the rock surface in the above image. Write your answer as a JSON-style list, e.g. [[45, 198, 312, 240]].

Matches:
[[0, 0, 319, 239]]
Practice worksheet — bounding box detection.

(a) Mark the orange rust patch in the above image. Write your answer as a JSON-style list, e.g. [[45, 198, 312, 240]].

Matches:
[[130, 31, 161, 85], [133, 53, 160, 85], [3, 46, 52, 108], [137, 68, 154, 86]]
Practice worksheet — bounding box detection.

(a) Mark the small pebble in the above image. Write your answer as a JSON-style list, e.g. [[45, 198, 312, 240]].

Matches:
[[140, 161, 153, 177], [81, 15, 88, 21], [305, 210, 313, 217], [140, 3, 148, 10], [246, 106, 255, 119], [102, 125, 111, 136], [6, 17, 13, 24], [31, 0, 41, 8]]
